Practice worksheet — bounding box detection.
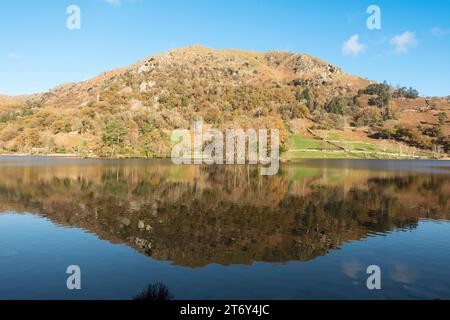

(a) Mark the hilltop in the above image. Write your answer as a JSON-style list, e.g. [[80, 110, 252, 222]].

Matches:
[[0, 46, 449, 159]]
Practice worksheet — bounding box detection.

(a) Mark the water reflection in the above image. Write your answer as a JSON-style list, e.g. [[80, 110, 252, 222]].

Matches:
[[0, 158, 449, 268], [133, 282, 174, 301]]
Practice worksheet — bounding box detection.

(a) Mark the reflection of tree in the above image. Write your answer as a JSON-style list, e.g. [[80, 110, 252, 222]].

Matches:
[[133, 283, 174, 301], [0, 163, 449, 267]]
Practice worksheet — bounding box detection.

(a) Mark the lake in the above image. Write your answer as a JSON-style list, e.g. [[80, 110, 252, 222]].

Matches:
[[0, 156, 449, 300]]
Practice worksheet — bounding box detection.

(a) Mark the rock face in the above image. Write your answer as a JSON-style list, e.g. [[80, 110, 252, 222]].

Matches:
[[139, 81, 155, 92], [126, 46, 352, 97]]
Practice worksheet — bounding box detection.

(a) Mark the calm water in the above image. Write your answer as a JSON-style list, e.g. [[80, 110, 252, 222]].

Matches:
[[0, 156, 449, 300]]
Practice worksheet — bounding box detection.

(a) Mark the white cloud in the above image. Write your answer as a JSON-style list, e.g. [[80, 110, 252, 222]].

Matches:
[[342, 34, 367, 56], [391, 31, 418, 54], [7, 52, 21, 60], [104, 0, 140, 6], [105, 0, 121, 6], [431, 27, 450, 37]]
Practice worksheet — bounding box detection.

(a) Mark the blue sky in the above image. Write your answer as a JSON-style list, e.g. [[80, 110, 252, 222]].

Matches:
[[1, 0, 449, 96]]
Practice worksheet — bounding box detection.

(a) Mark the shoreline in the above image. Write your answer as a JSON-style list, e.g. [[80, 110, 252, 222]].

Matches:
[[0, 153, 448, 161]]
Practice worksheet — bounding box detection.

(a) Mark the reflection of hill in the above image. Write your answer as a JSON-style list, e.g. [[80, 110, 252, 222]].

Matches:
[[0, 162, 449, 267]]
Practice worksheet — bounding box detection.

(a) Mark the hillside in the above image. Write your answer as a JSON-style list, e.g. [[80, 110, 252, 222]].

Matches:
[[0, 45, 449, 159]]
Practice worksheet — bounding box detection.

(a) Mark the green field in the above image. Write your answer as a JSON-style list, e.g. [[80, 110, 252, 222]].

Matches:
[[288, 150, 362, 159], [289, 134, 338, 150], [287, 132, 428, 160]]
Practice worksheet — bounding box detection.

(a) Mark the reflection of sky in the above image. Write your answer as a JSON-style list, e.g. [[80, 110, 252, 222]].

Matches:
[[341, 261, 363, 280], [1, 214, 449, 300], [390, 264, 417, 285]]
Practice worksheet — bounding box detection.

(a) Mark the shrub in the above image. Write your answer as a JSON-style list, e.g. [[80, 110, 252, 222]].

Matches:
[[325, 97, 346, 115], [24, 129, 43, 148], [329, 114, 346, 130], [52, 119, 73, 134], [438, 112, 448, 126], [419, 125, 443, 138], [0, 125, 19, 141], [296, 89, 315, 112], [359, 82, 391, 109], [394, 87, 419, 99], [0, 112, 17, 123], [383, 101, 399, 120], [102, 117, 129, 147], [358, 82, 390, 96], [354, 106, 382, 127], [381, 125, 433, 149]]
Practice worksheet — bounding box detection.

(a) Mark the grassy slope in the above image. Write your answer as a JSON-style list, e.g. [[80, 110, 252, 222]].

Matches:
[[285, 131, 433, 160]]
